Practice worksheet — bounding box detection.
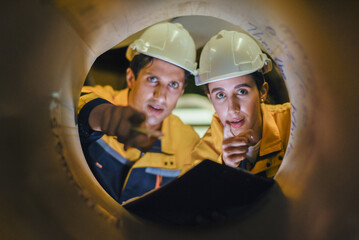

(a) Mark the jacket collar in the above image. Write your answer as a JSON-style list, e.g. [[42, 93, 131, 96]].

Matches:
[[159, 116, 176, 155], [259, 103, 283, 156], [115, 88, 129, 106]]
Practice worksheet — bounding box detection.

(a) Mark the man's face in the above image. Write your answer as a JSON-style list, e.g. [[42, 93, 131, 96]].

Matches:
[[127, 58, 185, 130], [207, 75, 267, 139]]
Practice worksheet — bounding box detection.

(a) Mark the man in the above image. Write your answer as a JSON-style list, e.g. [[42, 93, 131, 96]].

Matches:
[[78, 22, 199, 204], [192, 30, 291, 178]]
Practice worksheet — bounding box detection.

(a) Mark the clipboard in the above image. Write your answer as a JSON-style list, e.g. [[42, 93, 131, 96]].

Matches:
[[123, 160, 274, 226]]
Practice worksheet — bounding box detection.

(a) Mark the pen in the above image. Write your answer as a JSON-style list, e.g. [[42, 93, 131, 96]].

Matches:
[[131, 127, 164, 138]]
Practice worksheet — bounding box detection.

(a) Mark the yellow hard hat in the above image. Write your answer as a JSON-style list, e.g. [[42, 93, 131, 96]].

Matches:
[[196, 30, 272, 86], [126, 22, 197, 75]]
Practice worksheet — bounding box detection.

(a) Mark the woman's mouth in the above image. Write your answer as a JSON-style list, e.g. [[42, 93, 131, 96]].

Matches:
[[230, 118, 245, 128]]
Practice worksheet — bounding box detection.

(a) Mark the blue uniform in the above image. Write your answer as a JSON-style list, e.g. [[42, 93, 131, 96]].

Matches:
[[78, 86, 199, 204]]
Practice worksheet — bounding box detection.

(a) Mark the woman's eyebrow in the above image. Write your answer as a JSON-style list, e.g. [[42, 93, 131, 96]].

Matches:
[[234, 83, 251, 89], [211, 83, 252, 93]]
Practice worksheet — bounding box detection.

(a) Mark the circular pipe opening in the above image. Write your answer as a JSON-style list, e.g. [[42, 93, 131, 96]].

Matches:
[[57, 0, 308, 227], [6, 0, 353, 238], [79, 15, 291, 225]]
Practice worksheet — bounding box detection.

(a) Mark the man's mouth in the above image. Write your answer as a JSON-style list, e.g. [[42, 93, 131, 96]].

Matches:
[[147, 104, 164, 115], [230, 118, 245, 128]]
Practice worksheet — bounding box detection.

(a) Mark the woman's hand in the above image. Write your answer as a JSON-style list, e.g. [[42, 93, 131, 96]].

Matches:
[[222, 122, 255, 168]]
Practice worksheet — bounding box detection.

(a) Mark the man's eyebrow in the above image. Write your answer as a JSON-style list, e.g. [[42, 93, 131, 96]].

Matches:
[[143, 72, 161, 79], [143, 72, 185, 84], [211, 87, 224, 94], [143, 71, 155, 76]]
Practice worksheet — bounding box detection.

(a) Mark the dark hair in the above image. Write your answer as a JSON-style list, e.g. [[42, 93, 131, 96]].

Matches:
[[129, 53, 191, 88], [202, 71, 266, 94], [251, 71, 266, 90]]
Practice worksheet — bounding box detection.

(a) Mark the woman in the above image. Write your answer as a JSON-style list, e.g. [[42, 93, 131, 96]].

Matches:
[[191, 30, 291, 178]]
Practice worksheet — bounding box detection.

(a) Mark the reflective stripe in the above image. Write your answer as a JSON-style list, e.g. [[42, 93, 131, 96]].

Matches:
[[96, 138, 133, 166], [145, 167, 181, 177]]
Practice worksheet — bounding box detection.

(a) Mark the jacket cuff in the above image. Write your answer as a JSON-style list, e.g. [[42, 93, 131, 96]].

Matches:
[[78, 98, 110, 138], [218, 154, 225, 165]]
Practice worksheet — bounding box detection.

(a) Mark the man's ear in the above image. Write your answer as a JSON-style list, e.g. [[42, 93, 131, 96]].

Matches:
[[206, 92, 212, 103], [126, 68, 135, 89], [260, 82, 269, 101], [180, 87, 185, 96]]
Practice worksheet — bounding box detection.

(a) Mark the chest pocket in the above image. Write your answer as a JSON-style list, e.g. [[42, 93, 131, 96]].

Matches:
[[87, 139, 133, 202], [251, 150, 285, 178]]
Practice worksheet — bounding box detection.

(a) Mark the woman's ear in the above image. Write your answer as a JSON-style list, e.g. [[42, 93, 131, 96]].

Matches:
[[260, 82, 269, 102], [126, 68, 135, 89]]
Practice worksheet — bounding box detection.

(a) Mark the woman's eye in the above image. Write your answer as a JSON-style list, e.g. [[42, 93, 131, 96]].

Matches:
[[148, 77, 158, 83], [237, 89, 248, 95], [216, 92, 225, 99], [169, 81, 179, 88]]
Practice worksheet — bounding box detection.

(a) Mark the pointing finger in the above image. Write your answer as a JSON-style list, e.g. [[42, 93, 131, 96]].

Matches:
[[223, 121, 234, 140]]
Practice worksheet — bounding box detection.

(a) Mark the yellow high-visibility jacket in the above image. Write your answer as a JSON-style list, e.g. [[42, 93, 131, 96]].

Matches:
[[191, 102, 291, 178], [78, 85, 199, 204]]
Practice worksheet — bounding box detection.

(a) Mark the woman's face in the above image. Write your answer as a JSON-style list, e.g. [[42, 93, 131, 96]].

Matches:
[[207, 74, 268, 140]]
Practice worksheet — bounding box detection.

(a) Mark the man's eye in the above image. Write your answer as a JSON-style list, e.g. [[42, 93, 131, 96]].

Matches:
[[148, 77, 158, 83], [169, 81, 179, 88], [216, 92, 225, 99], [237, 89, 248, 95]]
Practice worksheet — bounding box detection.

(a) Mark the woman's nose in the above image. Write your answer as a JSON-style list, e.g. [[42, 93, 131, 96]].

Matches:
[[228, 95, 240, 112]]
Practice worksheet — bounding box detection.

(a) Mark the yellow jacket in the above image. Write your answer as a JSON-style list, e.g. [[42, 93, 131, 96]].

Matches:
[[191, 103, 291, 178], [78, 85, 199, 203]]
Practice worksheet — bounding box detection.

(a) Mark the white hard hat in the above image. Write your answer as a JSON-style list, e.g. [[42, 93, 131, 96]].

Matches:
[[195, 30, 272, 86], [126, 22, 197, 75]]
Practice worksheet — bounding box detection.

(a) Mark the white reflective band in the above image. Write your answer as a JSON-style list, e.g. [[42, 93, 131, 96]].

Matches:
[[145, 167, 181, 177], [96, 139, 134, 166]]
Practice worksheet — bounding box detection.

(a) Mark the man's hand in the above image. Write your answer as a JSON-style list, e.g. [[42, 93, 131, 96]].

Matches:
[[89, 103, 149, 148], [222, 122, 255, 168]]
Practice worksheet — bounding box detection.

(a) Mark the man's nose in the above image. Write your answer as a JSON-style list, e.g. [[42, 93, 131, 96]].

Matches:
[[153, 84, 166, 99]]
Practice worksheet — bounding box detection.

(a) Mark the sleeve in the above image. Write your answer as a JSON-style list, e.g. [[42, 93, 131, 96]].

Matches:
[[78, 85, 117, 113], [77, 85, 119, 139], [77, 86, 113, 140], [78, 96, 110, 138], [271, 102, 291, 151]]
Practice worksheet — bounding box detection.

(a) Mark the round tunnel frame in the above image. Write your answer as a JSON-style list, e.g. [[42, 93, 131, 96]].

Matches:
[[1, 0, 358, 239]]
